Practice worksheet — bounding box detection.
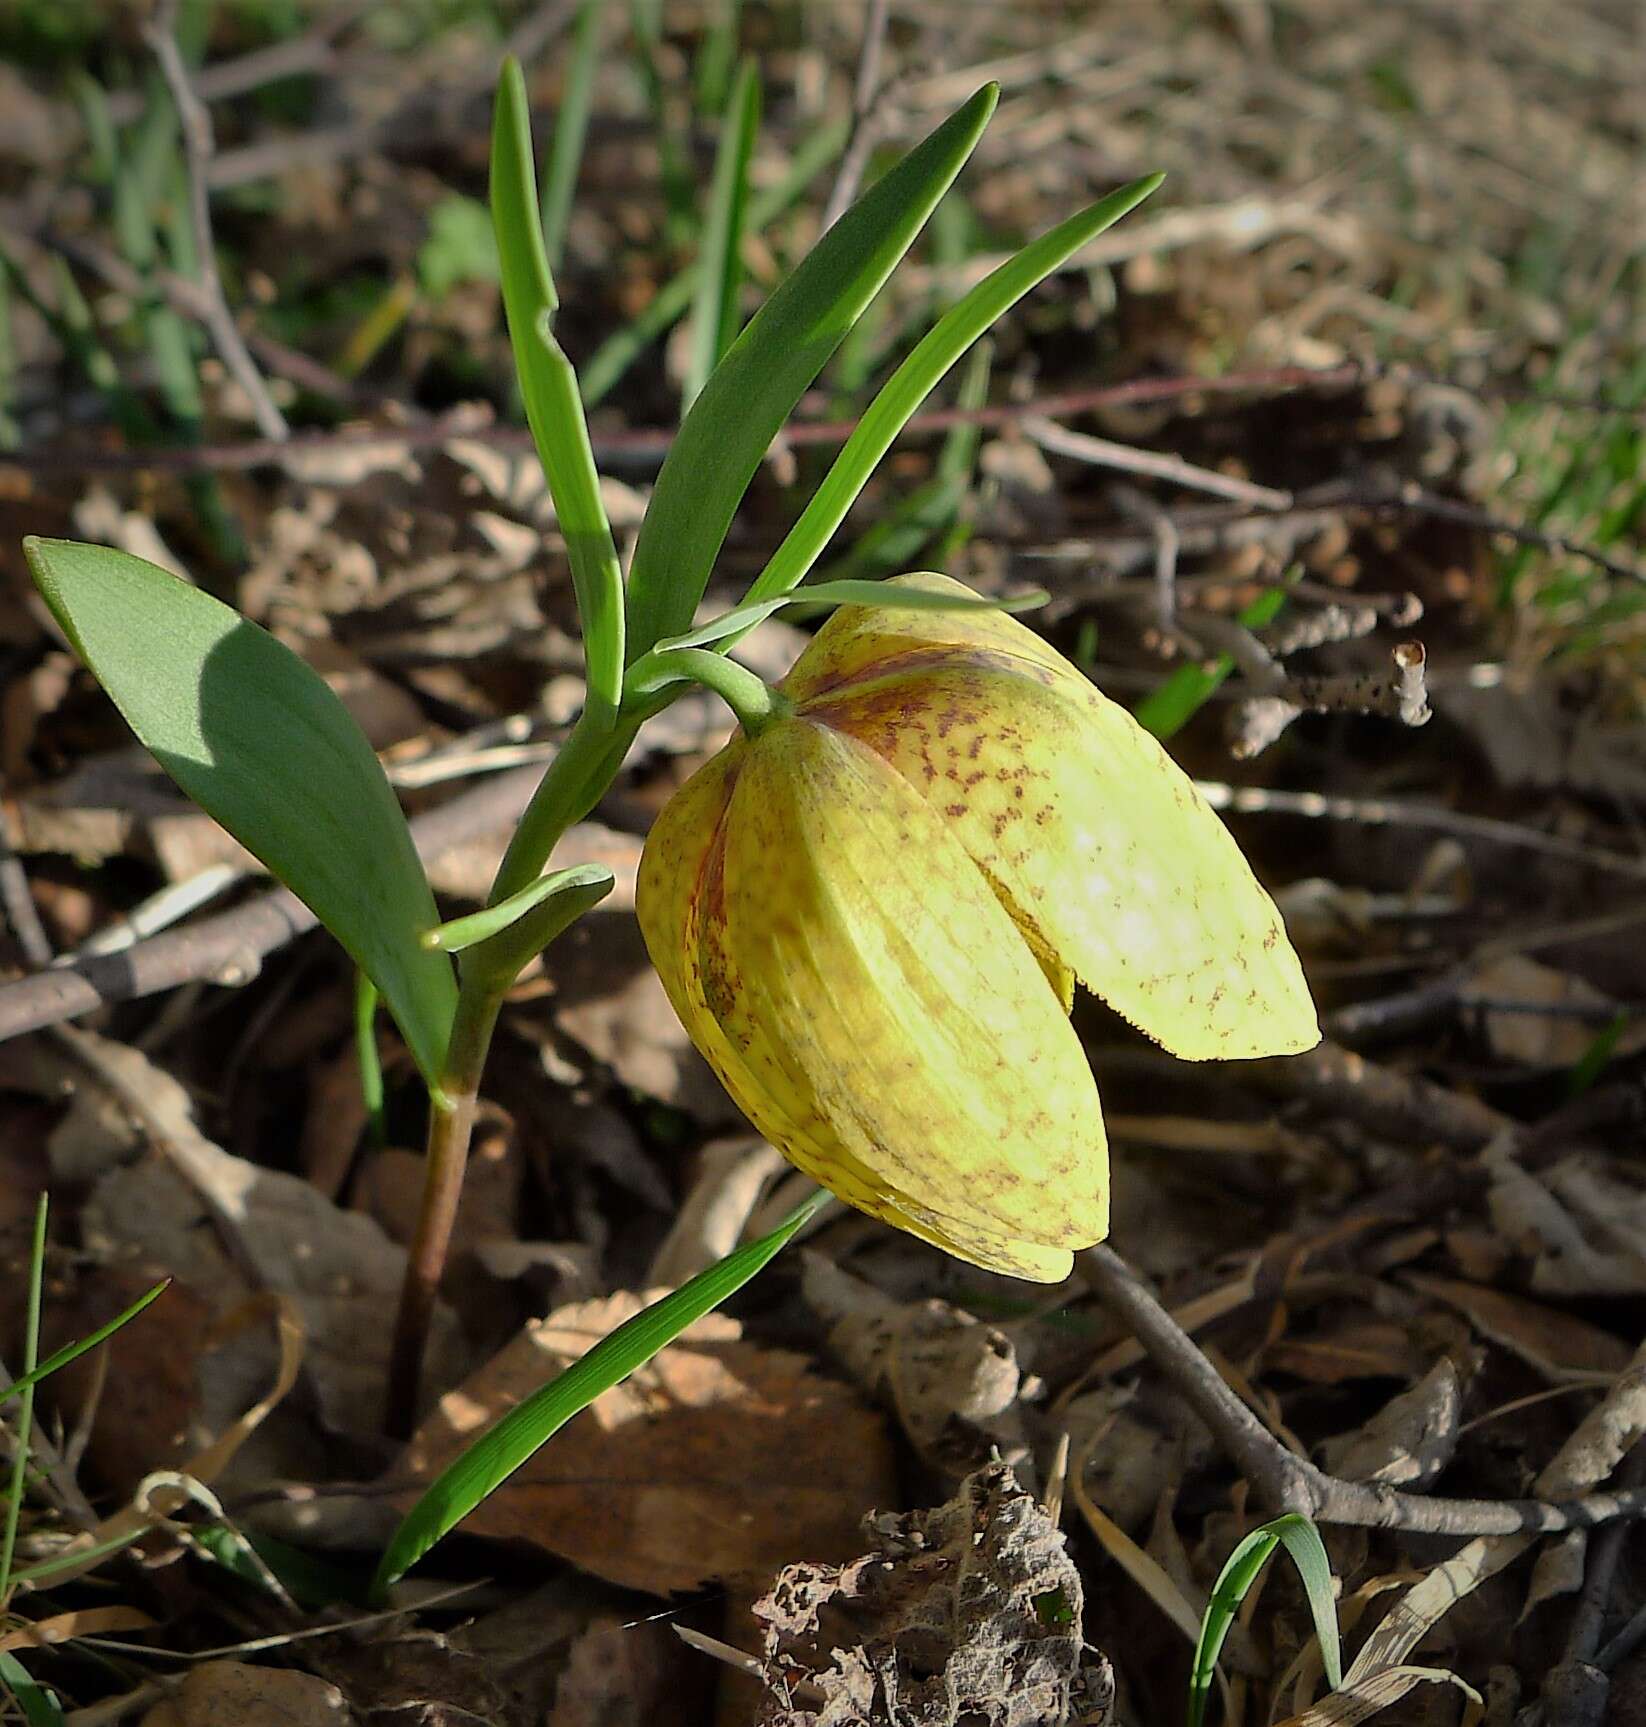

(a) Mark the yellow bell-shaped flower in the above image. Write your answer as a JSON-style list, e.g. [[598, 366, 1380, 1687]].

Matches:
[[636, 573, 1319, 1281]]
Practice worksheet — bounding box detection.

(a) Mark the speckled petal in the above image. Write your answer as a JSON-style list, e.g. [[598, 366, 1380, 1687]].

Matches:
[[793, 587, 1318, 1061], [702, 715, 1108, 1276]]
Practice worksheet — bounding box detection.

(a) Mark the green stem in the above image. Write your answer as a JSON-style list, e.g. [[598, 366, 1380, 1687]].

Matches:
[[384, 977, 500, 1439], [628, 647, 789, 736]]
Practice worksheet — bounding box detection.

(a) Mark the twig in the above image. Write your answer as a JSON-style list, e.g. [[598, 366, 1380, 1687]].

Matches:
[[1077, 1244, 1646, 1537], [0, 763, 548, 1045], [1227, 638, 1432, 757], [820, 0, 895, 232], [141, 1, 289, 442], [1196, 781, 1646, 884], [1024, 414, 1293, 510], [0, 782, 52, 969]]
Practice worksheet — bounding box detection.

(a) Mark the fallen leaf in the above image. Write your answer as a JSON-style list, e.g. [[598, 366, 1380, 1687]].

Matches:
[[140, 1660, 353, 1727], [754, 1461, 1112, 1727], [1404, 1272, 1632, 1383], [1318, 1357, 1465, 1487], [550, 1615, 702, 1727], [400, 1290, 896, 1596]]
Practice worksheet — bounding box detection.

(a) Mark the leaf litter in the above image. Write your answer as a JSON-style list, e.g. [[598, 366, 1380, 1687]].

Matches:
[[0, 2, 1642, 1722]]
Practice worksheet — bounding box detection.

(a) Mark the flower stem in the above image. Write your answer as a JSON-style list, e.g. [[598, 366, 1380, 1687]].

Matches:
[[384, 969, 501, 1438], [631, 647, 789, 736]]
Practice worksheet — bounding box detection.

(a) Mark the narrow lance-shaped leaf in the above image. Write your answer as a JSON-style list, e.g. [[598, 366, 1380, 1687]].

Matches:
[[739, 172, 1165, 617], [491, 58, 625, 720], [684, 57, 760, 410], [24, 538, 457, 1087], [373, 1188, 829, 1596], [623, 82, 1002, 663]]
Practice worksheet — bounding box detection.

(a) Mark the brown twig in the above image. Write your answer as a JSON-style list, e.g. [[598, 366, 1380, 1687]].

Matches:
[[0, 763, 547, 1046], [141, 1, 290, 442], [1077, 1244, 1646, 1537], [1227, 638, 1433, 757], [1024, 414, 1293, 510]]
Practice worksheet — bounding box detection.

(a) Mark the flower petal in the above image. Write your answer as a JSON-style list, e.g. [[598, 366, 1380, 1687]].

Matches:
[[803, 651, 1318, 1061], [705, 715, 1108, 1275]]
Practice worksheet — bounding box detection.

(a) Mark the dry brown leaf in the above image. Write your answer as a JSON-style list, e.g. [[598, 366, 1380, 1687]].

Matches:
[[141, 1661, 354, 1727], [1404, 1272, 1631, 1383], [1265, 1319, 1434, 1386], [400, 1290, 896, 1596], [0, 1606, 154, 1651], [1317, 1358, 1464, 1487], [754, 1462, 1112, 1727], [550, 1615, 700, 1727], [1466, 954, 1643, 1067], [801, 1254, 1030, 1478]]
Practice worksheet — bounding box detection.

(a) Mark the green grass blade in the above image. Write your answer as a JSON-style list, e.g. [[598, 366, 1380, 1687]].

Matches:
[[373, 1188, 827, 1597], [580, 116, 847, 408], [1134, 583, 1289, 740], [25, 538, 457, 1088], [622, 83, 1002, 662], [1187, 1514, 1339, 1727], [0, 1653, 64, 1727], [741, 173, 1163, 613], [539, 0, 602, 273], [684, 59, 760, 411], [491, 57, 625, 722], [354, 972, 386, 1151], [694, 0, 743, 113], [0, 1194, 47, 1604], [0, 1277, 168, 1411]]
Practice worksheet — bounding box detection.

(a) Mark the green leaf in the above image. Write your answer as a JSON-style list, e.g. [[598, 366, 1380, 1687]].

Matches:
[[24, 538, 457, 1087], [634, 575, 1047, 665], [373, 1188, 828, 1597], [538, 0, 603, 273], [423, 863, 614, 954], [1188, 1513, 1340, 1727], [491, 57, 625, 720], [580, 115, 847, 408], [684, 58, 760, 410], [0, 1653, 64, 1727], [0, 1277, 167, 1410], [740, 172, 1164, 614], [418, 194, 500, 299], [0, 1194, 46, 1604], [1134, 582, 1290, 740], [623, 83, 1002, 662]]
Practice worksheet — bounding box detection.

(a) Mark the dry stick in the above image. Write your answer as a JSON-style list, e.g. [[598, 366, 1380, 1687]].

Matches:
[[0, 781, 52, 970], [141, 1, 289, 443], [30, 227, 370, 408], [819, 0, 895, 233], [1077, 1244, 1646, 1537], [1023, 414, 1293, 510], [0, 762, 547, 1046]]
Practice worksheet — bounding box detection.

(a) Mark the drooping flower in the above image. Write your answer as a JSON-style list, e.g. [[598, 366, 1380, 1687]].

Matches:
[[637, 573, 1318, 1281]]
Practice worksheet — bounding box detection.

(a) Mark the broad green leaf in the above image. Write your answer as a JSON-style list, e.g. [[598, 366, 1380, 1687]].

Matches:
[[684, 58, 760, 410], [25, 539, 457, 1086], [741, 172, 1164, 614], [373, 1188, 828, 1597], [1188, 1513, 1340, 1727], [491, 57, 625, 719], [623, 83, 1002, 662]]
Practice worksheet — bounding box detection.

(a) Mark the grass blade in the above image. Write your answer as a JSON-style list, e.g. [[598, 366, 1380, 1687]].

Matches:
[[539, 0, 603, 273], [740, 173, 1163, 613], [684, 58, 760, 411], [0, 1277, 168, 1411], [0, 1195, 47, 1605], [581, 116, 847, 407], [623, 83, 1002, 662], [0, 1652, 64, 1727], [491, 57, 625, 721], [373, 1188, 827, 1596], [1188, 1513, 1340, 1727]]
